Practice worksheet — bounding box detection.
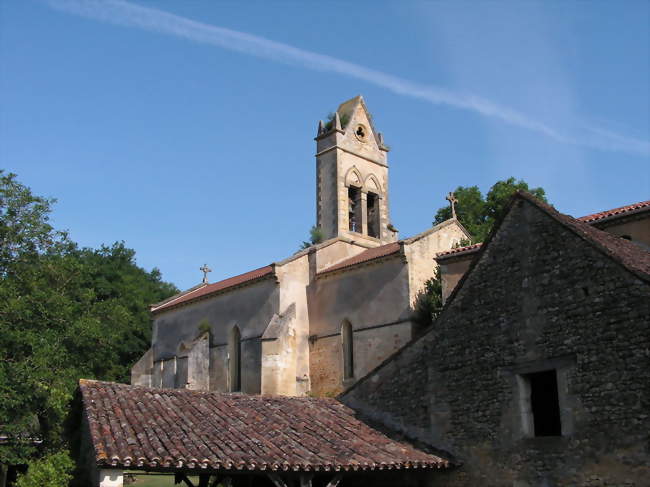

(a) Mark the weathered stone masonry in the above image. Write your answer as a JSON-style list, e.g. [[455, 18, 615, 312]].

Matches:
[[342, 196, 650, 486]]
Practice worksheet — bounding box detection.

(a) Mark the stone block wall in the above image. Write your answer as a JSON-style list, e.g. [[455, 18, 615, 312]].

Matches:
[[342, 199, 650, 486]]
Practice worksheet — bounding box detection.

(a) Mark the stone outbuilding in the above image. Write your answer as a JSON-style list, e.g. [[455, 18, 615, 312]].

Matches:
[[75, 379, 451, 487], [341, 191, 650, 486]]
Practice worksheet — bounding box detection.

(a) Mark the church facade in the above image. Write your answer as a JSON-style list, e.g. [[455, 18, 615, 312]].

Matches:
[[131, 96, 469, 397]]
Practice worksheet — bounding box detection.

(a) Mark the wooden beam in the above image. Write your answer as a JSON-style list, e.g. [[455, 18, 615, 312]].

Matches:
[[267, 473, 289, 487], [174, 472, 195, 487], [325, 473, 343, 487]]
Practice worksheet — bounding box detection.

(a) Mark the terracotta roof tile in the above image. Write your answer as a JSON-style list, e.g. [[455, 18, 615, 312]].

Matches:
[[318, 242, 401, 276], [79, 380, 450, 472], [436, 243, 483, 260], [152, 266, 274, 314], [578, 199, 650, 223]]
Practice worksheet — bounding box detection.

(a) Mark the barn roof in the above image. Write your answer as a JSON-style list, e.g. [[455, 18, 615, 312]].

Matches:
[[79, 380, 450, 473]]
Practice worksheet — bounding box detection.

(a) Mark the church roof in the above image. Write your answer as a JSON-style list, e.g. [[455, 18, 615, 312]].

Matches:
[[578, 199, 650, 224], [151, 265, 275, 314], [318, 242, 402, 277], [79, 379, 450, 473]]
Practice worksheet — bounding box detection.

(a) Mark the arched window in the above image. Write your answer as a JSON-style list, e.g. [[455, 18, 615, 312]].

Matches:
[[228, 326, 241, 392], [341, 320, 354, 380]]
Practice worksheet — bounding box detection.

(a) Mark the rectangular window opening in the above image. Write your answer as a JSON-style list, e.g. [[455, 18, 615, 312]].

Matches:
[[526, 369, 562, 437], [367, 192, 380, 238], [348, 186, 361, 233]]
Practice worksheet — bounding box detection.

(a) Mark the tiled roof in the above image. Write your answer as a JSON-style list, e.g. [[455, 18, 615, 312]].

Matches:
[[151, 266, 274, 314], [79, 380, 450, 473], [318, 242, 401, 276], [578, 199, 650, 224], [517, 192, 650, 281], [436, 243, 483, 260]]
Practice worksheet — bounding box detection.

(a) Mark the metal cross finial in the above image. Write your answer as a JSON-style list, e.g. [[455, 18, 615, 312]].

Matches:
[[446, 192, 458, 219], [199, 264, 212, 284]]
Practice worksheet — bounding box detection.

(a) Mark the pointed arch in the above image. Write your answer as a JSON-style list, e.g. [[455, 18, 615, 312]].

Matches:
[[228, 325, 241, 392], [363, 174, 383, 194], [341, 320, 354, 380], [344, 166, 363, 188]]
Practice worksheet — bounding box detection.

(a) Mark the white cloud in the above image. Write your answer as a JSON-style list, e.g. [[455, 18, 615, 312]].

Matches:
[[46, 0, 649, 156]]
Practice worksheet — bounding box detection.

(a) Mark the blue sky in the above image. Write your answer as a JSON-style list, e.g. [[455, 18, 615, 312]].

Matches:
[[1, 0, 648, 290]]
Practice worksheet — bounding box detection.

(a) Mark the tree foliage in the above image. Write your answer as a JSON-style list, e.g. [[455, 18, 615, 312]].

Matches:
[[300, 225, 324, 250], [15, 452, 74, 487], [0, 171, 178, 466], [413, 267, 443, 329], [433, 177, 547, 243]]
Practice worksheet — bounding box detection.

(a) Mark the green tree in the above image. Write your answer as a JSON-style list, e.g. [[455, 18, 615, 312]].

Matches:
[[0, 172, 178, 468], [413, 268, 443, 329], [15, 452, 73, 487], [299, 225, 324, 250], [433, 177, 547, 242]]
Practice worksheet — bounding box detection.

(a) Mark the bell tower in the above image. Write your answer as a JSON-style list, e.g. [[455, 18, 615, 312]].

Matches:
[[314, 96, 396, 245]]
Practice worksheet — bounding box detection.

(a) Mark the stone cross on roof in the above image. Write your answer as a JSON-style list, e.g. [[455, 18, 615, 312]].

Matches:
[[199, 264, 212, 284], [446, 192, 458, 220], [445, 191, 458, 219]]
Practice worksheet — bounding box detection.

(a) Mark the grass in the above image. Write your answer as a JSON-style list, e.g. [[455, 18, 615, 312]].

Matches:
[[125, 473, 200, 486]]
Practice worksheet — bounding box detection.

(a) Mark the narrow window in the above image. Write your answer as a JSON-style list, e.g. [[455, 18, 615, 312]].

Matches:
[[348, 186, 361, 233], [342, 320, 354, 380], [367, 192, 380, 238], [524, 370, 562, 436], [228, 326, 241, 392]]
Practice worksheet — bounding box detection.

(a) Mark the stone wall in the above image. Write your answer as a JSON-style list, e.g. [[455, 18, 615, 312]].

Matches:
[[342, 199, 650, 486], [308, 255, 412, 396], [150, 277, 279, 394]]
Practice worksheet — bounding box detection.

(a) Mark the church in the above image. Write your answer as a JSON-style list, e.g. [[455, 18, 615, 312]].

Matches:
[[130, 96, 470, 397]]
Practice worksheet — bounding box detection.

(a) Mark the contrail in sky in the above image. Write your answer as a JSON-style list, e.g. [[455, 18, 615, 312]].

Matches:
[[46, 0, 649, 156]]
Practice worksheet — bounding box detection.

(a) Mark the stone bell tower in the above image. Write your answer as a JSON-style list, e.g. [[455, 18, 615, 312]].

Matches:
[[314, 96, 396, 245]]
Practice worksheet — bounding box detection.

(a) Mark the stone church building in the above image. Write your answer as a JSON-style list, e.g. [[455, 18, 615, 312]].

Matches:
[[131, 96, 470, 397]]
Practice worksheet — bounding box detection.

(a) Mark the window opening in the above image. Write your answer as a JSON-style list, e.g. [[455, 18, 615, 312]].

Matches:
[[367, 192, 380, 238], [526, 370, 562, 436], [228, 326, 241, 392], [348, 186, 361, 233], [342, 320, 354, 380], [356, 125, 366, 138]]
